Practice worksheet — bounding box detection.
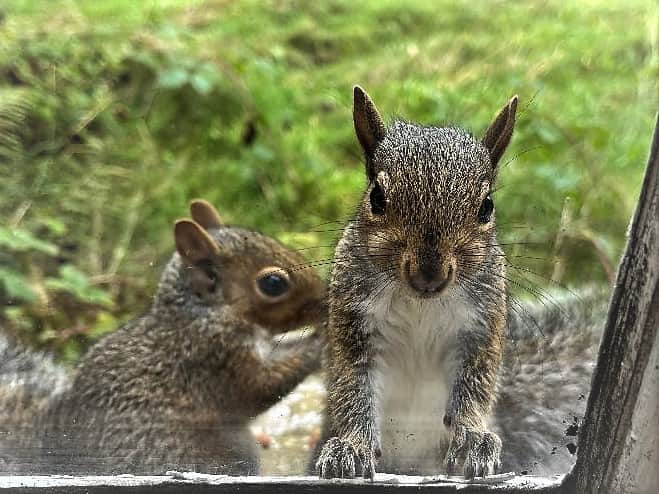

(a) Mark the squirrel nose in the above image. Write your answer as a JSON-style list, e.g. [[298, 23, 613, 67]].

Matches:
[[404, 256, 455, 295]]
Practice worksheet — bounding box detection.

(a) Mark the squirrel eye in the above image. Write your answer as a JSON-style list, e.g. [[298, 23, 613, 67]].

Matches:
[[370, 182, 386, 215], [255, 268, 290, 299], [478, 195, 494, 224]]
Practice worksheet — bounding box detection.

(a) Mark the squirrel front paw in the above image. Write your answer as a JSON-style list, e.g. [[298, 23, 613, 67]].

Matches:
[[316, 436, 376, 479], [444, 424, 501, 479]]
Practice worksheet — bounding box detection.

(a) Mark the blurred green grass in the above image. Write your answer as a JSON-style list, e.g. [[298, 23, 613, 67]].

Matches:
[[0, 0, 657, 361]]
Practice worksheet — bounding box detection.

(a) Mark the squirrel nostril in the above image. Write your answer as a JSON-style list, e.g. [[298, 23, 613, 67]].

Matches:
[[421, 266, 437, 282], [405, 256, 455, 295]]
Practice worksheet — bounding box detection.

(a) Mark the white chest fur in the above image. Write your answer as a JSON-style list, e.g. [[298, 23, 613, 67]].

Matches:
[[366, 285, 473, 475]]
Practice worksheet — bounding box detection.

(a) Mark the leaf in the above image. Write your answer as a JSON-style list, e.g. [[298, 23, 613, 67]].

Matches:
[[58, 264, 89, 288], [89, 311, 118, 338], [190, 63, 221, 95], [535, 164, 582, 191], [190, 73, 213, 95], [157, 24, 180, 40], [536, 124, 561, 145], [251, 144, 275, 162], [4, 307, 33, 332], [45, 265, 113, 307], [156, 67, 189, 89], [0, 225, 59, 255], [39, 217, 67, 236], [61, 339, 83, 365], [0, 267, 38, 302], [0, 88, 32, 160]]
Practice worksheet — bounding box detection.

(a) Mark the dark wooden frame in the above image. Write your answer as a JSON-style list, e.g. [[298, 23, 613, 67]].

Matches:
[[1, 115, 657, 493], [561, 113, 659, 494]]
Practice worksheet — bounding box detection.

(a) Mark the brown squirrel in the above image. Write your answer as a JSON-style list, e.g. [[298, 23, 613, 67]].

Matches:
[[315, 86, 518, 479], [0, 199, 327, 475]]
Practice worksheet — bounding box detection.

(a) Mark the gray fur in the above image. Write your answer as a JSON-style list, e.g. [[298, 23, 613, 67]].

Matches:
[[0, 332, 70, 473], [493, 289, 607, 475], [316, 89, 515, 479]]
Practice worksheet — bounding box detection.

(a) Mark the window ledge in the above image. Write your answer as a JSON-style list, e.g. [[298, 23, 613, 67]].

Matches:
[[0, 472, 563, 493]]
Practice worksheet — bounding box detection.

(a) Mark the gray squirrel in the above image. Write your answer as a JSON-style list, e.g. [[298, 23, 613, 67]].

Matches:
[[314, 86, 606, 480], [0, 199, 327, 475], [315, 86, 518, 479], [493, 289, 606, 476], [0, 331, 69, 474]]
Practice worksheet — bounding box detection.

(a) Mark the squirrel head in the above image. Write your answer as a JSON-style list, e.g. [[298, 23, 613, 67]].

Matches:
[[352, 86, 518, 299], [173, 199, 327, 332]]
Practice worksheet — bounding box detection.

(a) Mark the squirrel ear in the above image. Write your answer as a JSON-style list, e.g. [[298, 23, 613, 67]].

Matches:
[[483, 95, 519, 168], [174, 219, 220, 264], [190, 199, 222, 230], [353, 86, 386, 175]]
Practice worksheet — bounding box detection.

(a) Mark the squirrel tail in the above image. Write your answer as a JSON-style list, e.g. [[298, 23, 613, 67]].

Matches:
[[0, 329, 70, 472], [505, 285, 609, 340], [494, 286, 609, 475]]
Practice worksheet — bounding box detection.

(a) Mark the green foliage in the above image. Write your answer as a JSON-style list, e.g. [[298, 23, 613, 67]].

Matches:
[[0, 266, 37, 302], [0, 0, 657, 360], [0, 219, 115, 361], [45, 265, 113, 308], [0, 225, 58, 255]]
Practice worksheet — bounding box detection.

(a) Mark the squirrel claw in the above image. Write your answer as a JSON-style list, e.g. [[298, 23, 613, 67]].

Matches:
[[445, 426, 501, 479], [316, 437, 375, 479], [444, 425, 467, 475]]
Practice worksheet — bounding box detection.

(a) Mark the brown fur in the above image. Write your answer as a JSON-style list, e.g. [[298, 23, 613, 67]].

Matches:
[[1, 200, 327, 475]]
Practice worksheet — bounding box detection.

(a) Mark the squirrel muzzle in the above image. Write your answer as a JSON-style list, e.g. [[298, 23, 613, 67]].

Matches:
[[403, 249, 456, 297]]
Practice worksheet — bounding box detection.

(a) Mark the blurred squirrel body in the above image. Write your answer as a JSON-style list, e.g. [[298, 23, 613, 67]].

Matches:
[[0, 332, 69, 473], [0, 200, 326, 475], [493, 289, 606, 475], [316, 88, 518, 479]]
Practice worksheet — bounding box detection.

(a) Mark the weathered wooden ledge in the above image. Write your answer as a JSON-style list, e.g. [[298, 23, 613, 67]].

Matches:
[[0, 472, 562, 493]]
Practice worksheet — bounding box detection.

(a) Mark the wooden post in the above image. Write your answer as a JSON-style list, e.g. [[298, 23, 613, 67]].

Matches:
[[563, 114, 659, 494]]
